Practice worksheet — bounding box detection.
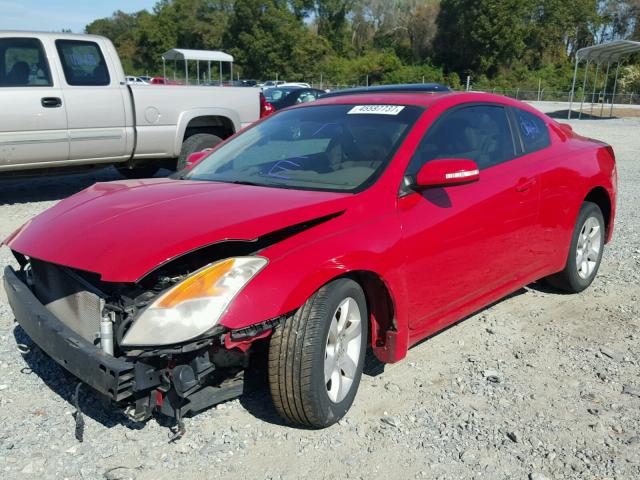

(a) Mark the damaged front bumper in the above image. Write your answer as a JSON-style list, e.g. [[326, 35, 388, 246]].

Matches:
[[4, 266, 245, 420]]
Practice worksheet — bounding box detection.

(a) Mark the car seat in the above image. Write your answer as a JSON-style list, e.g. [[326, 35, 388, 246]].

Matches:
[[6, 61, 30, 85]]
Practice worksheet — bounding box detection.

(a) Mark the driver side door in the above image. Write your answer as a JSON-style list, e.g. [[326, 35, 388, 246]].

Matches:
[[398, 104, 542, 337]]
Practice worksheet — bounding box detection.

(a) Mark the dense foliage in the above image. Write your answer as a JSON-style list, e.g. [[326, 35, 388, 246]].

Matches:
[[86, 0, 640, 91]]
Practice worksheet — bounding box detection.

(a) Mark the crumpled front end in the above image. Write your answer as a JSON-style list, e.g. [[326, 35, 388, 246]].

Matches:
[[3, 252, 278, 423]]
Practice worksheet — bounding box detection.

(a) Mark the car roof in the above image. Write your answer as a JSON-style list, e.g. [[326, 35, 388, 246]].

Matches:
[[322, 83, 450, 99], [305, 91, 547, 114]]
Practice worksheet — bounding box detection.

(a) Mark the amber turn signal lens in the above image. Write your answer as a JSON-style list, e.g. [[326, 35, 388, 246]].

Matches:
[[156, 258, 235, 308]]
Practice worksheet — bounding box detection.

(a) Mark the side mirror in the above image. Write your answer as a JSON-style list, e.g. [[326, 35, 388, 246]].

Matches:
[[184, 149, 213, 170], [413, 158, 480, 189]]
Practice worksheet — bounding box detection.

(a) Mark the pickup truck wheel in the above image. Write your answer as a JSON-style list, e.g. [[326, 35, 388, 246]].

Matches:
[[545, 201, 605, 293], [177, 133, 223, 171], [268, 278, 367, 428], [116, 165, 159, 179]]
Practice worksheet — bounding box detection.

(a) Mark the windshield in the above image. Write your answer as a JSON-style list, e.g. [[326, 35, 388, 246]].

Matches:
[[186, 104, 423, 192]]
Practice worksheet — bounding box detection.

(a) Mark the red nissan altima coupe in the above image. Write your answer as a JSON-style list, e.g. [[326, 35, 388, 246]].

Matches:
[[3, 92, 616, 430]]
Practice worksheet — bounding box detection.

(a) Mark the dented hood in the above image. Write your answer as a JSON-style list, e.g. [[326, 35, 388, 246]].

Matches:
[[6, 178, 350, 282]]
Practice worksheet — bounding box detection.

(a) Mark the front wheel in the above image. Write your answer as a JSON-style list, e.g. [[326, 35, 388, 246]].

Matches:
[[268, 278, 368, 428], [545, 201, 605, 293]]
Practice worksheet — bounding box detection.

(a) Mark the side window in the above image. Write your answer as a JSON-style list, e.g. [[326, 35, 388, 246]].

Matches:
[[514, 108, 550, 153], [407, 105, 515, 175], [55, 40, 110, 86], [0, 37, 52, 87]]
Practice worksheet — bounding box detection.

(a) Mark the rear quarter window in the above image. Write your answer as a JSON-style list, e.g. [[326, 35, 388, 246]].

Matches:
[[55, 40, 110, 86], [515, 108, 550, 153]]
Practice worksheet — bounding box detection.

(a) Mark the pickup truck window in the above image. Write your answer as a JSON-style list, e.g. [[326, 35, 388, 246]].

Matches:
[[0, 38, 52, 87], [55, 40, 110, 86]]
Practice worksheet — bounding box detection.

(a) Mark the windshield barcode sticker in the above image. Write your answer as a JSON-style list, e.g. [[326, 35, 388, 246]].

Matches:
[[348, 105, 405, 115]]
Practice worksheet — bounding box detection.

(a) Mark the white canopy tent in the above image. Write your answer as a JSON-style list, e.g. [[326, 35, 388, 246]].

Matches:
[[568, 40, 640, 119], [161, 48, 234, 85]]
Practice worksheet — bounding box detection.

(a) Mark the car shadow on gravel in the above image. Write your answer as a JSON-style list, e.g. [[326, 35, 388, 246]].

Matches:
[[8, 284, 553, 432], [409, 287, 530, 351], [238, 339, 389, 428], [0, 167, 172, 205], [12, 323, 321, 431], [545, 109, 617, 120], [13, 325, 146, 431]]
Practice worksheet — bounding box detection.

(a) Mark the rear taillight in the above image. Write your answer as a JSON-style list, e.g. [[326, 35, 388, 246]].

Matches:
[[260, 93, 274, 118]]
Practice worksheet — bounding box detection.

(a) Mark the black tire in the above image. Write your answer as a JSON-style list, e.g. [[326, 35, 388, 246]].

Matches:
[[177, 133, 223, 171], [116, 164, 160, 179], [268, 278, 368, 428], [545, 201, 605, 293]]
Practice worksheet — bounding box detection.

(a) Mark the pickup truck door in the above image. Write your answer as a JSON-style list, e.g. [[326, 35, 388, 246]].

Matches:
[[0, 36, 68, 169], [54, 39, 130, 163]]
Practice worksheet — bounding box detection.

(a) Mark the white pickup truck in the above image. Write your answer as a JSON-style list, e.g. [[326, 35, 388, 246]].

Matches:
[[0, 31, 262, 177]]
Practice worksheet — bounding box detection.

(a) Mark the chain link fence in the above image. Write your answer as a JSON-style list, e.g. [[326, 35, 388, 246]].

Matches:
[[305, 80, 640, 106], [465, 88, 639, 105]]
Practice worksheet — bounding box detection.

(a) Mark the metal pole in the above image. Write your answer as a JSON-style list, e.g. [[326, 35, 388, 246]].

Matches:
[[208, 61, 211, 83], [579, 60, 590, 119], [196, 60, 200, 85], [219, 62, 222, 85], [230, 62, 233, 84], [568, 57, 580, 119], [600, 61, 611, 117], [185, 60, 188, 85], [466, 75, 471, 91], [173, 60, 176, 80], [537, 78, 541, 101], [590, 62, 600, 117], [162, 58, 166, 80], [609, 61, 621, 118]]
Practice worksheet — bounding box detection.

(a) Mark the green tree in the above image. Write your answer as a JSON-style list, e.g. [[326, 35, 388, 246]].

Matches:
[[434, 0, 532, 75], [86, 10, 147, 73], [314, 0, 354, 54], [224, 0, 330, 80], [84, 0, 640, 88]]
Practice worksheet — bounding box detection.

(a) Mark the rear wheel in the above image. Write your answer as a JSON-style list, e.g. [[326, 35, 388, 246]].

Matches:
[[545, 201, 605, 293], [268, 278, 367, 428], [177, 133, 223, 171]]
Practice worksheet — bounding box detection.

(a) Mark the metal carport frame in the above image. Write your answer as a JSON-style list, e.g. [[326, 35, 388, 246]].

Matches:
[[568, 40, 640, 119], [161, 48, 234, 86]]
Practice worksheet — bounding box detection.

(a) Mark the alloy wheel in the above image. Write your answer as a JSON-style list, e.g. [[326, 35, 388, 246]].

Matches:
[[576, 216, 602, 280], [324, 297, 362, 403]]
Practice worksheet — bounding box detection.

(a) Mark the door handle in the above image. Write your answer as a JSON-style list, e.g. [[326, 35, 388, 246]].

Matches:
[[515, 177, 536, 192], [41, 97, 62, 108]]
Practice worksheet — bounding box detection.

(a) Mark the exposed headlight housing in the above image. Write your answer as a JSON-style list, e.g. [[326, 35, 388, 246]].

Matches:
[[121, 257, 267, 347]]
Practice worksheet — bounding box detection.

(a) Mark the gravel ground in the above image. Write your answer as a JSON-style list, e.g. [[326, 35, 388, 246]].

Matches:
[[0, 115, 639, 480]]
